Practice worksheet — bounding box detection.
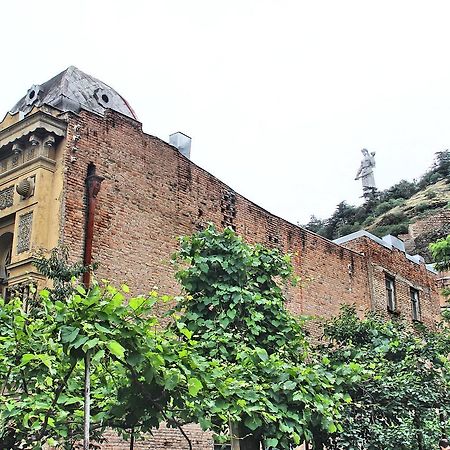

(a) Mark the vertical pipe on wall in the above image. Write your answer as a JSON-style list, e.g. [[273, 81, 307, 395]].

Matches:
[[83, 163, 104, 288], [82, 163, 104, 450]]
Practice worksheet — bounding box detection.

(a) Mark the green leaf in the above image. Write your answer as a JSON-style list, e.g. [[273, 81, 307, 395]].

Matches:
[[283, 380, 296, 390], [82, 338, 100, 351], [92, 349, 105, 362], [188, 377, 203, 396], [37, 353, 52, 369], [21, 354, 36, 365], [60, 326, 80, 344], [327, 422, 337, 433], [72, 335, 89, 349], [164, 370, 181, 390], [94, 323, 113, 334], [180, 327, 193, 340], [244, 415, 262, 431], [255, 347, 268, 361], [107, 340, 126, 359], [129, 296, 145, 310], [76, 285, 86, 295], [265, 438, 278, 447]]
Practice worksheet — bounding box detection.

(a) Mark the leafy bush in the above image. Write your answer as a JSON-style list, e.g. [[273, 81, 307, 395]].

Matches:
[[414, 202, 430, 214], [377, 211, 408, 226], [323, 306, 450, 450], [418, 150, 450, 189], [380, 180, 419, 202], [362, 215, 375, 227], [372, 222, 409, 238], [374, 198, 405, 217]]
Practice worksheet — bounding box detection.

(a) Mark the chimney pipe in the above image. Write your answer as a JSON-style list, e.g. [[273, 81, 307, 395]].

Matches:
[[169, 132, 191, 159]]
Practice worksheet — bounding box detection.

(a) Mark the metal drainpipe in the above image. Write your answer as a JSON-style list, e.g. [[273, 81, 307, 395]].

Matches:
[[83, 166, 104, 288]]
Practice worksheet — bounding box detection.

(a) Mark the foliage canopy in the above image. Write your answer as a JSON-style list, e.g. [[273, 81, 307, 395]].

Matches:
[[322, 307, 450, 450], [171, 224, 349, 449]]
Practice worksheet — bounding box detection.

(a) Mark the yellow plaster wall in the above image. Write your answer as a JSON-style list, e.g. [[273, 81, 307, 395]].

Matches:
[[0, 112, 67, 288]]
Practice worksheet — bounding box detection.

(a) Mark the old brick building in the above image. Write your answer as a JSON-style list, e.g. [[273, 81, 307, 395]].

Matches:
[[0, 67, 441, 449]]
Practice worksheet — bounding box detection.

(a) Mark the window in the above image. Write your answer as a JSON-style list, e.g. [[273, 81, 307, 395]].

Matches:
[[410, 288, 421, 321], [385, 275, 396, 312]]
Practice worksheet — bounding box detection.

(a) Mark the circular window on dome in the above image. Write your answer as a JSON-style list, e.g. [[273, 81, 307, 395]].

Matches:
[[94, 88, 112, 108], [25, 85, 41, 106]]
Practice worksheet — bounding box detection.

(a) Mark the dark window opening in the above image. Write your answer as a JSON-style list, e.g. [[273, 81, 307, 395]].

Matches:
[[410, 288, 421, 321], [385, 275, 396, 312]]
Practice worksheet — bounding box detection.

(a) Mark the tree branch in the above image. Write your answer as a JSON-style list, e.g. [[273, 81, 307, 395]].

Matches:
[[36, 361, 77, 441]]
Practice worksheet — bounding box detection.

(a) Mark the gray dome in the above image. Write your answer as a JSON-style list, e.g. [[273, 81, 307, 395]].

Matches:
[[10, 66, 138, 120]]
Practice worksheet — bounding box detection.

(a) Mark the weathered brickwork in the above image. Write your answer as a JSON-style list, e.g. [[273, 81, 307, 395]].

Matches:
[[97, 425, 213, 450], [61, 110, 372, 321], [339, 236, 438, 327], [54, 108, 441, 450]]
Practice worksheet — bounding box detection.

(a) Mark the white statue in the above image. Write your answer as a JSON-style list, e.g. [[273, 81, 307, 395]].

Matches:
[[355, 148, 376, 196]]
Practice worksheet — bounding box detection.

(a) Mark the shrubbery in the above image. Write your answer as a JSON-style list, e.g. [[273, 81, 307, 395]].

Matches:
[[304, 150, 450, 240]]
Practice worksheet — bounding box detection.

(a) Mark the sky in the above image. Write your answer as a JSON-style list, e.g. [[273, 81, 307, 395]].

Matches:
[[2, 0, 450, 224]]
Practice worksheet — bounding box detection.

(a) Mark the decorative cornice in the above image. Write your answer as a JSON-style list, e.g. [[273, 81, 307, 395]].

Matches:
[[0, 112, 63, 179], [0, 111, 67, 150]]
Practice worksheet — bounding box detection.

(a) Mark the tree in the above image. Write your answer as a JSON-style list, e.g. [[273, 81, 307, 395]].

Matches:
[[380, 179, 418, 202], [430, 234, 450, 313], [430, 234, 450, 272], [321, 306, 450, 450], [0, 254, 192, 449], [170, 225, 348, 449], [418, 150, 450, 189], [433, 150, 450, 181], [303, 215, 326, 235]]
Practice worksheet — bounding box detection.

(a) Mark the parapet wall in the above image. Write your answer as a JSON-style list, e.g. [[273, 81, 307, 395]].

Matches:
[[61, 109, 373, 321]]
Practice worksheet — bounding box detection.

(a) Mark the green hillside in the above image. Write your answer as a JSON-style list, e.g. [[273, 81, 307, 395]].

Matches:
[[304, 151, 450, 260]]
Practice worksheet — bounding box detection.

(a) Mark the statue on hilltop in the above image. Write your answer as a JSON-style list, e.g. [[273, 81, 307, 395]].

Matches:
[[355, 148, 377, 199]]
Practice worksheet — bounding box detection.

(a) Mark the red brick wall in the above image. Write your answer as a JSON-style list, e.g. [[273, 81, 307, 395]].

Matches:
[[96, 425, 213, 450], [61, 109, 373, 320], [58, 109, 440, 449], [340, 237, 439, 327]]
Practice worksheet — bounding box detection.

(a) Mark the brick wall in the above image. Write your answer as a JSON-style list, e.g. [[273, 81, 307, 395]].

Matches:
[[339, 237, 439, 327], [61, 109, 372, 321], [58, 109, 440, 449], [96, 425, 213, 450]]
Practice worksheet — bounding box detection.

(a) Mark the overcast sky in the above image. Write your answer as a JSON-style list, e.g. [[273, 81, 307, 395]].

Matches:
[[2, 1, 450, 224]]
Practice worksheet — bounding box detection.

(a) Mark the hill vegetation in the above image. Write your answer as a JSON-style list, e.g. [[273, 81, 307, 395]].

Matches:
[[303, 151, 450, 247]]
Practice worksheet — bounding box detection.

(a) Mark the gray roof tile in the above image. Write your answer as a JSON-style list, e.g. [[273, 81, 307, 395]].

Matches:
[[10, 66, 138, 120]]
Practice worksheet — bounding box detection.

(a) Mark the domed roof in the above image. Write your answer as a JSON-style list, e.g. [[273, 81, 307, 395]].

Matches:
[[10, 66, 138, 120]]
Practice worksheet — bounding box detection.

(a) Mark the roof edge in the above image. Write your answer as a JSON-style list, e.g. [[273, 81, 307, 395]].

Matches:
[[333, 230, 437, 274]]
